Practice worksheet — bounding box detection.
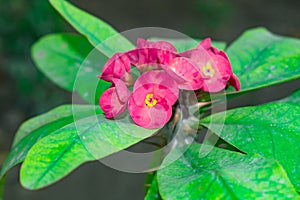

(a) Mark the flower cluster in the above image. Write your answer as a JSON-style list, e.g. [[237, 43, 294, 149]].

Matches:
[[98, 38, 240, 129]]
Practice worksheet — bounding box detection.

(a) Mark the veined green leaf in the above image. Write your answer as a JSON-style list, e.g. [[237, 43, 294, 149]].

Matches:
[[32, 33, 110, 104], [12, 104, 96, 146], [226, 27, 300, 93], [20, 114, 158, 189], [0, 105, 101, 179], [32, 33, 93, 91], [74, 48, 111, 104], [49, 0, 134, 56], [157, 144, 299, 199], [201, 102, 300, 191]]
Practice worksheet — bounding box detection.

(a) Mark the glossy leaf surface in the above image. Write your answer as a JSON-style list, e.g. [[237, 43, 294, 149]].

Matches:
[[226, 28, 300, 93], [49, 0, 134, 56], [157, 144, 299, 199], [201, 103, 300, 190], [32, 33, 110, 104], [20, 114, 158, 189], [0, 105, 101, 179]]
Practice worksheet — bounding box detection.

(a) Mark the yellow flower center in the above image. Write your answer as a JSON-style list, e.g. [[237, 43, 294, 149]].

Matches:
[[202, 63, 215, 77], [145, 93, 157, 107]]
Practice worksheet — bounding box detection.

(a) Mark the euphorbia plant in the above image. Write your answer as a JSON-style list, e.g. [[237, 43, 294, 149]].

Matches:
[[1, 0, 300, 199]]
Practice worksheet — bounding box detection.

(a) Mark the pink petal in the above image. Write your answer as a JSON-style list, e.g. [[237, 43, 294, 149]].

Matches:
[[135, 48, 162, 71], [228, 73, 241, 91], [130, 83, 153, 107], [132, 48, 177, 72], [179, 48, 211, 63], [111, 78, 131, 103], [200, 54, 232, 92], [133, 70, 179, 104], [128, 96, 172, 129], [217, 50, 230, 60], [181, 48, 233, 92], [99, 53, 131, 82], [187, 39, 239, 92], [124, 49, 139, 63], [99, 87, 127, 118], [198, 38, 212, 50], [137, 38, 177, 52], [133, 38, 178, 72], [198, 38, 220, 55], [164, 57, 203, 90], [210, 54, 232, 81], [180, 48, 218, 79], [202, 78, 227, 92], [128, 71, 179, 128]]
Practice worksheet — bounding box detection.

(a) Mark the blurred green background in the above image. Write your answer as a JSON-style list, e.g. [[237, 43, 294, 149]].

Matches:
[[0, 0, 299, 199]]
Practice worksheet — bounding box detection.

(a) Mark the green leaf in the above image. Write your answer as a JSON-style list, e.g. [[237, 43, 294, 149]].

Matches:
[[32, 33, 110, 104], [0, 105, 101, 179], [279, 89, 300, 106], [32, 33, 93, 91], [201, 103, 300, 191], [226, 27, 300, 93], [49, 0, 134, 56], [0, 176, 5, 200], [74, 49, 111, 104], [20, 114, 158, 189], [150, 38, 226, 52], [13, 104, 92, 145], [157, 144, 299, 199], [145, 174, 162, 200]]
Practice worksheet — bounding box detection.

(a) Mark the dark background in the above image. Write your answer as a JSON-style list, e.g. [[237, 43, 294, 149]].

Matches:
[[0, 0, 299, 199]]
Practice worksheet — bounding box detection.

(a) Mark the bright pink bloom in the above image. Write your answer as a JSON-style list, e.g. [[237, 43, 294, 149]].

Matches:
[[197, 38, 240, 92], [164, 38, 240, 92], [99, 78, 131, 118], [128, 70, 179, 129], [99, 38, 241, 128]]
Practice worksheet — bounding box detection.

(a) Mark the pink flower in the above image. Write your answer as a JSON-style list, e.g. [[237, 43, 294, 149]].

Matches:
[[98, 38, 241, 129], [197, 38, 240, 91], [99, 78, 131, 118], [128, 70, 179, 129], [163, 38, 240, 92], [178, 39, 231, 92], [163, 45, 230, 92]]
